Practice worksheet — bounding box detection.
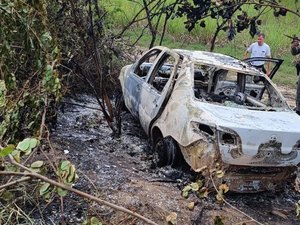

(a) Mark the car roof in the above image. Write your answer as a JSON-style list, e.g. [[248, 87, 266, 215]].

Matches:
[[146, 46, 259, 75], [173, 48, 261, 74]]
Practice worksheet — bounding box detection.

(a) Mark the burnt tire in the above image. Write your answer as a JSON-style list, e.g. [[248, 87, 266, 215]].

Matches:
[[153, 136, 182, 168]]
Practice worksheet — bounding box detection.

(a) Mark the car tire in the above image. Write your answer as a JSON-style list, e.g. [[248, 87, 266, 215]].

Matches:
[[153, 136, 181, 168]]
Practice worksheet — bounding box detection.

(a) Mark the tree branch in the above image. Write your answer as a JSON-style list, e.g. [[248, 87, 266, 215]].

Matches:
[[2, 155, 158, 225]]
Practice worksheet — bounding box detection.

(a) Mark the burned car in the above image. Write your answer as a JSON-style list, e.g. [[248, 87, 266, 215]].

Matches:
[[119, 46, 300, 192]]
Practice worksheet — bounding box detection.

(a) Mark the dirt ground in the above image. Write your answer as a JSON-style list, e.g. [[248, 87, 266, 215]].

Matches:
[[48, 86, 300, 225]]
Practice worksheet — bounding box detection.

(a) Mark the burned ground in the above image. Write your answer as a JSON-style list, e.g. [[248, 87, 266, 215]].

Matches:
[[47, 88, 300, 225]]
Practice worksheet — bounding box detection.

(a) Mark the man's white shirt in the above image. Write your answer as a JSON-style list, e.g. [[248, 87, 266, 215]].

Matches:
[[247, 42, 271, 66]]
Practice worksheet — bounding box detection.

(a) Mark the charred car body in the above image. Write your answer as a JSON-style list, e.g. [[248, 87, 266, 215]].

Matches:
[[119, 46, 300, 193]]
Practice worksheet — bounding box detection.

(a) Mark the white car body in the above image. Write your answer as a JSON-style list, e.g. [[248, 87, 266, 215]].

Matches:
[[119, 46, 300, 192]]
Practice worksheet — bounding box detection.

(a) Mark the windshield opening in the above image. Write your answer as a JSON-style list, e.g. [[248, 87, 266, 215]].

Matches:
[[193, 63, 287, 111]]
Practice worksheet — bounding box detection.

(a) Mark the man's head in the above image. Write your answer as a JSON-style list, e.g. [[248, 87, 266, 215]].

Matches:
[[257, 33, 265, 46]]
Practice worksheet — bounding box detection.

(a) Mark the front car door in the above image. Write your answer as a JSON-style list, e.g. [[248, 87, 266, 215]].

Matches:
[[243, 57, 283, 79], [138, 49, 181, 134], [124, 48, 163, 118]]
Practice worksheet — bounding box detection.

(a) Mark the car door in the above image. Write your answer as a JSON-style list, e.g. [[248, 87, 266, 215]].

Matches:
[[124, 49, 163, 118], [138, 50, 181, 134], [243, 57, 283, 79]]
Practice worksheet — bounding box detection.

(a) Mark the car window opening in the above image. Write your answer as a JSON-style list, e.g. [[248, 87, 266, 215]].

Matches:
[[193, 63, 286, 110], [149, 54, 180, 93]]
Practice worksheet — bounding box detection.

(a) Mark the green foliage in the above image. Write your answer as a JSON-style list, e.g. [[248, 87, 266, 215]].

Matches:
[[182, 180, 204, 198], [58, 160, 78, 185], [107, 0, 300, 86], [82, 217, 103, 225], [0, 144, 14, 157], [0, 0, 62, 143], [1, 137, 79, 204], [16, 138, 39, 155]]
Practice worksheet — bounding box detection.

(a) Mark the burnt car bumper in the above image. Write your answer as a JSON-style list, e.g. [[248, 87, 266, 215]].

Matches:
[[222, 165, 296, 193]]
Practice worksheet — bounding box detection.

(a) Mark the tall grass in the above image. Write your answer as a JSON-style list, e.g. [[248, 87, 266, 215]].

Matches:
[[104, 1, 300, 87]]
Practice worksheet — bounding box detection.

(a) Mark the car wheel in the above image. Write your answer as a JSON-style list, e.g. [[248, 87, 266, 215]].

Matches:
[[153, 136, 181, 167]]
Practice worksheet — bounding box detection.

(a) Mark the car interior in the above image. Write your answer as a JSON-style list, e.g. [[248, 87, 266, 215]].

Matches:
[[193, 64, 285, 109]]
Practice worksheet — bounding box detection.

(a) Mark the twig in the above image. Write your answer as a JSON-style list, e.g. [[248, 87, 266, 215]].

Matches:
[[209, 173, 264, 225], [13, 202, 35, 224], [60, 101, 102, 111], [0, 177, 31, 190], [39, 95, 47, 140], [1, 155, 158, 225]]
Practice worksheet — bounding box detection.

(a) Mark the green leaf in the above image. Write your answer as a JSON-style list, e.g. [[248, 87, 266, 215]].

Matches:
[[11, 150, 20, 163], [31, 160, 44, 168], [216, 170, 225, 178], [57, 187, 68, 197], [0, 144, 14, 157], [190, 182, 200, 191], [29, 138, 38, 149], [182, 185, 192, 192], [90, 217, 102, 225], [60, 160, 70, 171], [39, 183, 50, 196], [16, 138, 38, 155], [67, 165, 76, 183], [52, 46, 59, 54], [16, 138, 31, 151], [182, 185, 192, 198]]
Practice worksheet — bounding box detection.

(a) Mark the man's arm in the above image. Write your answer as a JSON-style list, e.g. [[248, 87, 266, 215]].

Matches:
[[243, 44, 252, 59], [243, 50, 249, 59]]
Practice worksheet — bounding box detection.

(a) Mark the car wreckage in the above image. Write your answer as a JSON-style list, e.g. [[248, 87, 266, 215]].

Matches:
[[119, 46, 300, 193]]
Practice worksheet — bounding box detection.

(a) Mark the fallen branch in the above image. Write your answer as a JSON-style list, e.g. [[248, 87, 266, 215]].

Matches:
[[1, 155, 158, 225], [0, 176, 31, 189]]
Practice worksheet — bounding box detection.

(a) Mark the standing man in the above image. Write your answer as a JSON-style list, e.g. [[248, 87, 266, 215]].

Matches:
[[291, 37, 300, 115], [244, 33, 271, 76]]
